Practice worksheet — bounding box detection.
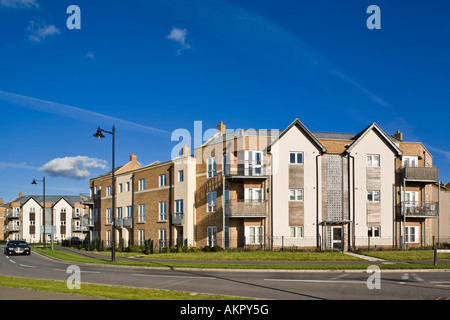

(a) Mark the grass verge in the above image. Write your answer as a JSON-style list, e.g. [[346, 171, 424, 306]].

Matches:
[[357, 250, 450, 261], [0, 275, 248, 300]]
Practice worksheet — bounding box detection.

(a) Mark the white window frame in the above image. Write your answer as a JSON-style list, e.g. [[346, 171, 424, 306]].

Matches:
[[178, 170, 184, 182], [245, 188, 264, 201], [106, 186, 112, 196], [366, 154, 380, 167], [207, 157, 217, 178], [289, 226, 304, 238], [159, 202, 167, 221], [118, 183, 123, 193], [106, 208, 112, 224], [402, 156, 418, 167], [368, 226, 381, 238], [207, 226, 217, 247], [405, 226, 419, 243], [126, 206, 132, 218], [245, 150, 264, 176], [367, 190, 380, 202], [138, 204, 145, 222], [207, 192, 217, 212], [126, 182, 130, 192], [139, 230, 145, 246], [289, 189, 304, 201], [117, 207, 122, 219], [138, 179, 145, 191], [245, 226, 264, 245], [175, 199, 183, 213], [159, 174, 167, 187], [289, 152, 304, 164], [159, 229, 167, 248]]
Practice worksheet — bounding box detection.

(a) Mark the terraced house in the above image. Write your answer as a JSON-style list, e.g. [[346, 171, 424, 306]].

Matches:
[[88, 119, 441, 251]]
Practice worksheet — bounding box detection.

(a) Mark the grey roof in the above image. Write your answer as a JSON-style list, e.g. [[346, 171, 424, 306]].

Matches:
[[8, 195, 83, 207], [311, 132, 359, 141]]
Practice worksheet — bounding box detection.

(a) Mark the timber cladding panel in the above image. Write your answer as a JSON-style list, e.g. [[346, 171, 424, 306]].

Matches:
[[366, 166, 381, 225], [288, 165, 304, 188], [289, 202, 304, 226]]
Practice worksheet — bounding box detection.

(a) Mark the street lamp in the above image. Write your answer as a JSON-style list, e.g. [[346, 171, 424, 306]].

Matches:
[[93, 126, 116, 262], [32, 177, 51, 249]]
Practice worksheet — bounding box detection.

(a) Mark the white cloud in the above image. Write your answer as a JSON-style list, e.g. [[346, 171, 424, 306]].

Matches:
[[83, 50, 95, 60], [40, 156, 107, 179], [0, 0, 39, 9], [27, 20, 60, 44], [166, 27, 191, 54]]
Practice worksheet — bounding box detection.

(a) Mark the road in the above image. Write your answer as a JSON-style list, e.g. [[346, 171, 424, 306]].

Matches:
[[0, 249, 449, 300]]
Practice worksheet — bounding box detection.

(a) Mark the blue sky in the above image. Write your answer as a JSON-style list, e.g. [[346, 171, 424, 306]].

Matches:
[[0, 0, 449, 202]]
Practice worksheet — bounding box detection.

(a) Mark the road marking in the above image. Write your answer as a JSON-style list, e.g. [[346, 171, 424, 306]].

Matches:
[[331, 273, 350, 280], [20, 264, 36, 268], [53, 269, 100, 274], [264, 278, 365, 284], [132, 273, 217, 280]]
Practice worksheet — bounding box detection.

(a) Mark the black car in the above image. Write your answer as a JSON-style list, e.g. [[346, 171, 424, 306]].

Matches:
[[3, 240, 31, 255]]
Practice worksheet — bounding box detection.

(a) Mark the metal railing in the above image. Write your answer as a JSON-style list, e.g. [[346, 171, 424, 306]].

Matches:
[[225, 200, 268, 217], [224, 160, 268, 177], [400, 165, 439, 182], [396, 201, 439, 217], [172, 213, 185, 226], [4, 211, 20, 219]]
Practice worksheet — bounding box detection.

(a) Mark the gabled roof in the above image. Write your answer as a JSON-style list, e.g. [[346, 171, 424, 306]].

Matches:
[[10, 195, 83, 208], [345, 122, 402, 156], [276, 118, 327, 153]]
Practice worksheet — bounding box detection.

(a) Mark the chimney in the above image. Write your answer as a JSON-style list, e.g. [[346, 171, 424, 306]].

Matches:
[[217, 121, 226, 134], [0, 199, 3, 205], [130, 153, 137, 162], [19, 192, 23, 197], [394, 130, 403, 141], [181, 144, 190, 156]]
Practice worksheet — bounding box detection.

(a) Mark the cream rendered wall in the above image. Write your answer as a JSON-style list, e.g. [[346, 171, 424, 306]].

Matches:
[[271, 126, 321, 244], [53, 199, 73, 241], [348, 129, 397, 247], [21, 198, 41, 243], [116, 173, 133, 244], [174, 154, 196, 246]]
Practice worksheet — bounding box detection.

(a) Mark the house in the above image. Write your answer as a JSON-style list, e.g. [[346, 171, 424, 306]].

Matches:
[[88, 119, 442, 251]]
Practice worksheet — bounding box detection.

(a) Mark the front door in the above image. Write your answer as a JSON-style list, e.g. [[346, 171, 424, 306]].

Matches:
[[331, 226, 343, 250]]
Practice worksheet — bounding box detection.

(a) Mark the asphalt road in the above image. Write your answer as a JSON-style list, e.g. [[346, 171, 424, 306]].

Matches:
[[1, 248, 449, 300]]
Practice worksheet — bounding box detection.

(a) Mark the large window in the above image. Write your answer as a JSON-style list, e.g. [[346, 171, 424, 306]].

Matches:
[[368, 226, 380, 238], [139, 230, 145, 246], [207, 226, 217, 247], [159, 229, 167, 248], [402, 156, 418, 167], [366, 154, 380, 167], [367, 191, 380, 202], [207, 157, 217, 178], [175, 199, 183, 213], [159, 202, 167, 221], [289, 226, 304, 238], [106, 208, 112, 224], [159, 174, 167, 187], [245, 226, 263, 244], [138, 179, 145, 191], [138, 204, 145, 222], [405, 226, 419, 243], [207, 192, 217, 212], [289, 189, 304, 201], [290, 152, 303, 164]]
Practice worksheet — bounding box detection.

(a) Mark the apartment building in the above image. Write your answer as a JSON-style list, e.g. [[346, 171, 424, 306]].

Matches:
[[2, 192, 93, 243], [88, 119, 441, 251]]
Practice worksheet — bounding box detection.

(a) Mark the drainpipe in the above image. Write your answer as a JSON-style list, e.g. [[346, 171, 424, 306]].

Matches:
[[316, 154, 320, 249]]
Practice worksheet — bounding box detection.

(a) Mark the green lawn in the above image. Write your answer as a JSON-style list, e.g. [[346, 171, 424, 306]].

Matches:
[[357, 250, 450, 261], [0, 275, 246, 300]]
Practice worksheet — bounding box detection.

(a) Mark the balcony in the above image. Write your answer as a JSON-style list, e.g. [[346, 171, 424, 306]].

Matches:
[[172, 213, 185, 226], [4, 225, 20, 232], [400, 166, 439, 182], [225, 200, 268, 218], [224, 161, 268, 180], [397, 201, 439, 218], [4, 211, 20, 219], [114, 217, 132, 228]]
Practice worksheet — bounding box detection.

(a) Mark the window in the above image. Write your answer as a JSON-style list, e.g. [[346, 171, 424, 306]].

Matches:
[[106, 231, 111, 247], [175, 199, 183, 213], [290, 152, 303, 164], [106, 208, 112, 224], [366, 155, 380, 167], [405, 226, 419, 243], [207, 226, 217, 247], [368, 226, 380, 238], [402, 156, 418, 167], [207, 192, 217, 212], [178, 170, 184, 182], [126, 206, 132, 218], [245, 188, 263, 201], [245, 226, 263, 244], [139, 230, 145, 246], [138, 204, 145, 222], [159, 202, 167, 221], [117, 207, 122, 219], [118, 183, 123, 193], [245, 150, 264, 176], [289, 226, 304, 238], [126, 182, 130, 192], [138, 179, 145, 191], [289, 189, 304, 201], [207, 157, 217, 178], [106, 186, 112, 196], [159, 229, 167, 248], [367, 191, 380, 202], [159, 174, 167, 187]]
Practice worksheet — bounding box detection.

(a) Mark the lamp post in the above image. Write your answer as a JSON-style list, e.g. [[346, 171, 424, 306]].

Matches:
[[32, 177, 49, 249], [93, 126, 116, 262]]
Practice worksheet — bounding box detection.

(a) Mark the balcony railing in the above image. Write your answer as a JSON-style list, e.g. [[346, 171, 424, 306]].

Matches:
[[224, 160, 268, 178], [4, 225, 20, 232], [172, 213, 185, 226], [114, 217, 132, 228], [397, 201, 439, 217], [400, 166, 439, 182], [4, 211, 20, 219], [225, 200, 268, 217]]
